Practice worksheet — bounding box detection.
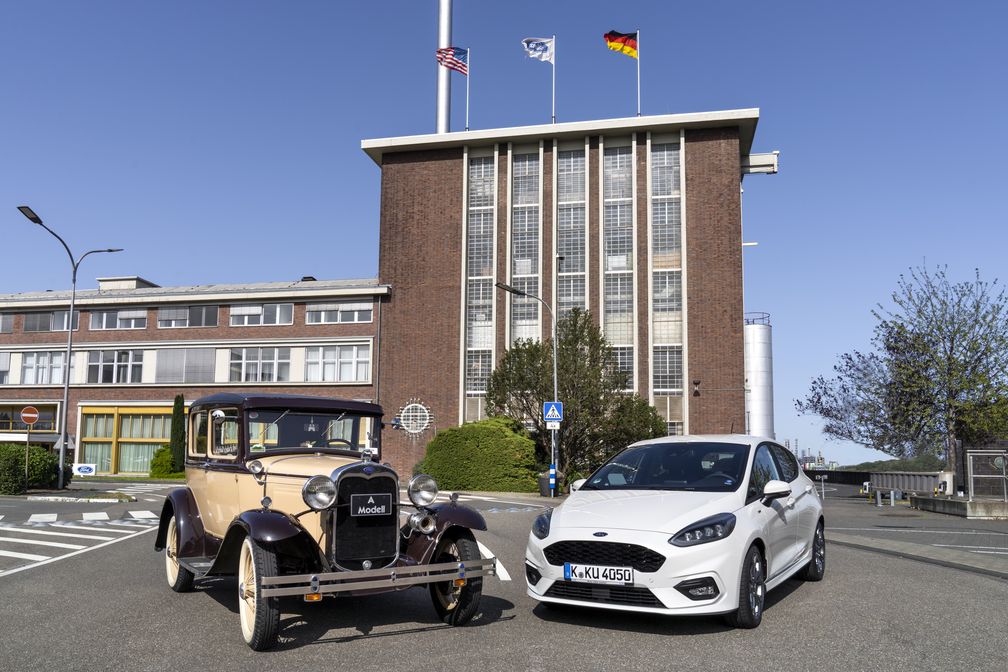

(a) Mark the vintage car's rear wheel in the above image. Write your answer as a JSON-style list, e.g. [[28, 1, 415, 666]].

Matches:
[[238, 537, 280, 651], [165, 515, 194, 593], [429, 529, 483, 626]]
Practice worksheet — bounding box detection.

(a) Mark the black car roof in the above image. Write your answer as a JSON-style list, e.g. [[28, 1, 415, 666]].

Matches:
[[189, 393, 383, 416]]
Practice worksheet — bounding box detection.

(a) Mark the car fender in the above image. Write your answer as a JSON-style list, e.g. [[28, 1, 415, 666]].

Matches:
[[154, 488, 206, 558], [403, 502, 487, 564], [205, 509, 326, 576]]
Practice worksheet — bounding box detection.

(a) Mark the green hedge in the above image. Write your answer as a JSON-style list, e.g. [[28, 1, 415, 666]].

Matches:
[[0, 443, 71, 495], [415, 417, 538, 493], [149, 445, 185, 479]]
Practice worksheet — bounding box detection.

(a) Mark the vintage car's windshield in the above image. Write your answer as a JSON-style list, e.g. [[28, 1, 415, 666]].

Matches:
[[246, 409, 378, 456], [580, 442, 750, 492]]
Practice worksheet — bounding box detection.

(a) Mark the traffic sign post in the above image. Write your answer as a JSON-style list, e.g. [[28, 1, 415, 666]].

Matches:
[[542, 402, 563, 496], [21, 406, 39, 485]]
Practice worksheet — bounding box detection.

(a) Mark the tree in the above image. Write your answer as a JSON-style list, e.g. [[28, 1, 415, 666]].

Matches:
[[169, 394, 186, 471], [486, 309, 667, 476], [797, 266, 1008, 484]]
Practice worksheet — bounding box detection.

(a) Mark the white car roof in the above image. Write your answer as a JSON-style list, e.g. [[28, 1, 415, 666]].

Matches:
[[629, 434, 776, 449]]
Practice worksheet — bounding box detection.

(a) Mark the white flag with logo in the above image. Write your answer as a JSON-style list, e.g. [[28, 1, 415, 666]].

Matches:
[[522, 37, 555, 64]]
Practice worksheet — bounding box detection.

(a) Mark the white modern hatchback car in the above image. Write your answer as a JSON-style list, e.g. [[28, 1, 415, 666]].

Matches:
[[525, 435, 825, 627]]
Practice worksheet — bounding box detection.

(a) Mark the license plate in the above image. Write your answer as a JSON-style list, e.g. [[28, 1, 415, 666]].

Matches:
[[563, 563, 634, 585]]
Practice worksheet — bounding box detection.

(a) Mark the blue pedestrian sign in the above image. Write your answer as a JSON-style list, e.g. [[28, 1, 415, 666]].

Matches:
[[543, 401, 563, 423]]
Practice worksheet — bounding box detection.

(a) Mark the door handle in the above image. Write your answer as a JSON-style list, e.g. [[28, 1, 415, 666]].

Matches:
[[805, 485, 813, 494], [786, 497, 795, 508]]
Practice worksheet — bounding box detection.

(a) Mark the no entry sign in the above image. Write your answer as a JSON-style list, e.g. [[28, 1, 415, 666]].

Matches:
[[20, 406, 39, 425]]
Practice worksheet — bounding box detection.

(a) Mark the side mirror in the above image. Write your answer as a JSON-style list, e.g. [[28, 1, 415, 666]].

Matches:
[[570, 478, 587, 493], [762, 480, 791, 504]]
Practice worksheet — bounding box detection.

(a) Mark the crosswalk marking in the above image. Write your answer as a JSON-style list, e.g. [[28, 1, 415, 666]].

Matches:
[[2, 527, 115, 541], [27, 514, 58, 523], [0, 535, 86, 550], [0, 522, 157, 579], [128, 510, 157, 519], [0, 549, 50, 562], [49, 523, 135, 535], [82, 512, 110, 521], [108, 521, 151, 529]]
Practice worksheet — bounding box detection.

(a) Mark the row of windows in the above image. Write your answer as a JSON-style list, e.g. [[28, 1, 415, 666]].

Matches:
[[0, 302, 373, 334], [0, 344, 372, 386]]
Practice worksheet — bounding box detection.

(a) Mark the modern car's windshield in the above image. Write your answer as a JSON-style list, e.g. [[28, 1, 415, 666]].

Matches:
[[581, 442, 750, 492], [246, 409, 378, 455]]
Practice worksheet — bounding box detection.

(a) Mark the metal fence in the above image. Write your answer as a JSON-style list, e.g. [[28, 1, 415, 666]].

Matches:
[[967, 450, 1008, 502]]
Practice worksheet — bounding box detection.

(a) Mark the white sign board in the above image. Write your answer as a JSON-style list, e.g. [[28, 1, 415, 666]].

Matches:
[[72, 463, 97, 477]]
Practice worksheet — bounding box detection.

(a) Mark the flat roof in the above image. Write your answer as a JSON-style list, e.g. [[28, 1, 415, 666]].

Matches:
[[362, 108, 760, 165]]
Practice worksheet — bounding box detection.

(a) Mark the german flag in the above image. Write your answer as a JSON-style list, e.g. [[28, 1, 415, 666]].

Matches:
[[604, 30, 638, 59]]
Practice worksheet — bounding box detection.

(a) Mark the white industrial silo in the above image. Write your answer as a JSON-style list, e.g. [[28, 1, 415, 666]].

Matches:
[[744, 313, 775, 439]]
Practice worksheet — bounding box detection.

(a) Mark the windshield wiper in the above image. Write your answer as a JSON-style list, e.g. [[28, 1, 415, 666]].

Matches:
[[254, 409, 290, 446]]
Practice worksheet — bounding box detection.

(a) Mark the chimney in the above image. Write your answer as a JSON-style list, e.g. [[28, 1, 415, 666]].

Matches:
[[436, 0, 452, 133]]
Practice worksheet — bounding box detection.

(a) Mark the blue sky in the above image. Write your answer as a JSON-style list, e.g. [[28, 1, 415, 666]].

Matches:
[[2, 1, 1006, 464]]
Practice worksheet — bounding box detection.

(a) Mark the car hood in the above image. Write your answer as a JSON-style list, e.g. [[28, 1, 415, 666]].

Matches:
[[552, 489, 742, 534], [254, 453, 360, 479]]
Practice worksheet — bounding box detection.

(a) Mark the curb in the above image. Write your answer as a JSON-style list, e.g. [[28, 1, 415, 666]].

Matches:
[[828, 536, 1008, 582], [26, 495, 137, 503]]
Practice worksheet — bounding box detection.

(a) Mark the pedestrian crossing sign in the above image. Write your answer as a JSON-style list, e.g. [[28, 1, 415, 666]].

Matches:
[[543, 402, 563, 423]]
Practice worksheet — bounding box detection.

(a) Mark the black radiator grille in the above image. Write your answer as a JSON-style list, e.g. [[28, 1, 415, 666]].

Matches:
[[543, 541, 666, 572], [545, 582, 665, 608], [332, 471, 399, 570]]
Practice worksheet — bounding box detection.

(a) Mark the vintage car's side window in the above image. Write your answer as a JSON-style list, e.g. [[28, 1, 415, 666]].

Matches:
[[190, 411, 208, 457], [210, 409, 240, 459]]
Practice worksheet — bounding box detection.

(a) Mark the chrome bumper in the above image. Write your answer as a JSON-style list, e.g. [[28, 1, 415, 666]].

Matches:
[[260, 558, 497, 598]]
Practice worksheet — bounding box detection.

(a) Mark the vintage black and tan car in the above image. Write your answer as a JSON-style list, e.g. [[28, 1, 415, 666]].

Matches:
[[154, 393, 495, 650]]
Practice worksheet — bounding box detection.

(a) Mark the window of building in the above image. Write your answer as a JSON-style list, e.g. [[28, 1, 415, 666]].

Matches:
[[603, 144, 635, 390], [87, 350, 143, 384], [557, 148, 587, 318], [464, 155, 496, 420], [510, 153, 541, 344], [23, 310, 78, 332], [229, 303, 293, 326], [610, 346, 634, 390], [0, 404, 57, 431], [305, 303, 373, 324], [118, 413, 172, 473], [81, 412, 114, 472], [229, 347, 290, 382], [652, 345, 683, 393], [155, 348, 215, 383], [305, 344, 371, 383], [90, 309, 147, 330], [157, 305, 219, 329], [0, 352, 9, 384], [21, 351, 73, 385], [0, 314, 12, 333], [667, 421, 684, 436]]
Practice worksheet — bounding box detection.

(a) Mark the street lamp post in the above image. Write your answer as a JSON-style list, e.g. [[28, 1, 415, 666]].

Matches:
[[17, 206, 122, 489], [495, 280, 559, 497]]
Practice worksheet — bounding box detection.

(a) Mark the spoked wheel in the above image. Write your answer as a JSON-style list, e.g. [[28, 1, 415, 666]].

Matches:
[[165, 515, 194, 592], [429, 530, 483, 626], [801, 521, 826, 581], [725, 544, 765, 629], [237, 537, 280, 651]]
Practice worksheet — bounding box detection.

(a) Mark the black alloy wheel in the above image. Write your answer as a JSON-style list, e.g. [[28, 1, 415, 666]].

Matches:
[[725, 544, 765, 629]]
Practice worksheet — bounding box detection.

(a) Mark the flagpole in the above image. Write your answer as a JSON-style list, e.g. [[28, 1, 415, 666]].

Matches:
[[551, 34, 556, 124], [466, 48, 471, 131], [636, 29, 641, 116]]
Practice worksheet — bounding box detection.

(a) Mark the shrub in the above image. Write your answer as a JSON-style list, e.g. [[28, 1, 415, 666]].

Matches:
[[149, 445, 185, 479], [415, 417, 538, 492], [0, 443, 68, 493], [0, 448, 25, 495]]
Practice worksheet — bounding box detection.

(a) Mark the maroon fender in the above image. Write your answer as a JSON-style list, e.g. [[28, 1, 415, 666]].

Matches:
[[205, 509, 327, 576], [403, 502, 487, 564], [154, 488, 207, 559]]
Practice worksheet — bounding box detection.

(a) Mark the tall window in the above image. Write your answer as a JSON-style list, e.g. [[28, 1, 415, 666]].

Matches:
[[306, 303, 373, 324], [229, 347, 290, 382], [0, 314, 12, 333], [23, 310, 78, 332], [87, 350, 143, 384], [157, 305, 218, 328], [603, 144, 635, 390], [510, 152, 540, 343], [21, 351, 72, 385], [557, 149, 587, 318], [464, 155, 495, 419], [0, 352, 10, 384], [305, 344, 371, 383], [118, 413, 172, 473], [229, 303, 293, 326], [155, 348, 215, 383], [90, 309, 147, 330]]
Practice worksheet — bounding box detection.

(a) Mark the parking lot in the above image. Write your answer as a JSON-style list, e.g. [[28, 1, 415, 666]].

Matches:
[[1, 484, 1007, 671]]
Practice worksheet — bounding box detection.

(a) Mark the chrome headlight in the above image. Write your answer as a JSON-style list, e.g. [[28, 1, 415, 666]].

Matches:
[[302, 475, 336, 511], [407, 474, 438, 507], [669, 513, 736, 547], [531, 508, 553, 540]]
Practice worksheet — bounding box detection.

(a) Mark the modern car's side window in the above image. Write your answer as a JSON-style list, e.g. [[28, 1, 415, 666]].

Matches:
[[747, 445, 781, 502], [769, 443, 799, 482], [189, 411, 208, 458]]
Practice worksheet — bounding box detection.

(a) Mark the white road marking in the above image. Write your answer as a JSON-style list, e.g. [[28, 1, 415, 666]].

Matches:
[[0, 525, 156, 579], [830, 527, 1008, 536], [971, 550, 1008, 555], [0, 515, 4, 521], [108, 521, 151, 529], [0, 536, 85, 550], [0, 549, 50, 562], [0, 527, 115, 541], [82, 512, 110, 521], [932, 544, 1008, 550], [27, 513, 58, 523], [144, 498, 159, 502], [49, 523, 134, 534], [476, 540, 511, 581], [128, 510, 157, 519]]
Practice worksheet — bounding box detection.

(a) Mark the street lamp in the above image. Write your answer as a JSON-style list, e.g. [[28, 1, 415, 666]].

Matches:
[[17, 206, 123, 488], [495, 280, 560, 497]]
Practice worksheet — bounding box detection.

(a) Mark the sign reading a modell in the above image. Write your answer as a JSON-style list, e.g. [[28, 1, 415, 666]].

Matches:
[[350, 493, 393, 517]]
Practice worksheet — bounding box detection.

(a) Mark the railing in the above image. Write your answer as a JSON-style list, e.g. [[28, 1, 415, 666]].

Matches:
[[967, 450, 1008, 502], [744, 312, 771, 326]]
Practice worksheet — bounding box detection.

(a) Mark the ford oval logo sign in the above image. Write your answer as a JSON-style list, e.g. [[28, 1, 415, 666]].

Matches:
[[363, 466, 375, 474], [593, 531, 608, 537], [72, 464, 96, 476]]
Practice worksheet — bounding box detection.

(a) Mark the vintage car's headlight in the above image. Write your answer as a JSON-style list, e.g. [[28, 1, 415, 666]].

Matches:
[[531, 508, 553, 540], [302, 475, 337, 510], [408, 474, 438, 507], [669, 513, 736, 547]]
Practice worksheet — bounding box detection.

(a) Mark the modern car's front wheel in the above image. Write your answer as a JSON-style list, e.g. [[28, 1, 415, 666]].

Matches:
[[238, 537, 280, 651], [165, 514, 194, 593], [725, 544, 765, 629], [800, 521, 826, 581], [429, 530, 483, 626]]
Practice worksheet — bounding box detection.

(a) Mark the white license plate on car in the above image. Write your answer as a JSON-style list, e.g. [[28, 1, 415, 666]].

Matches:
[[563, 563, 634, 585]]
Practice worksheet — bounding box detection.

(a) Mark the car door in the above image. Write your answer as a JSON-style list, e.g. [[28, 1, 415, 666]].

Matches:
[[746, 444, 796, 580], [769, 442, 808, 564], [185, 410, 209, 527], [202, 408, 241, 539]]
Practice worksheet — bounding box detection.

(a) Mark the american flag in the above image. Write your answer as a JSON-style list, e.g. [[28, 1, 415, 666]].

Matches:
[[435, 47, 469, 76]]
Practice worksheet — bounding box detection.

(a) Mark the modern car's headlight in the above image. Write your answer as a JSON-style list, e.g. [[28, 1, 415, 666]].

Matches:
[[532, 508, 553, 540], [408, 473, 438, 507], [669, 513, 736, 547], [302, 475, 337, 511]]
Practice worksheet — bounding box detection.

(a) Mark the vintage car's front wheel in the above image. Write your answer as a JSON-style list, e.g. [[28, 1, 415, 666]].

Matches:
[[165, 515, 194, 593], [429, 529, 483, 626], [238, 537, 280, 651]]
